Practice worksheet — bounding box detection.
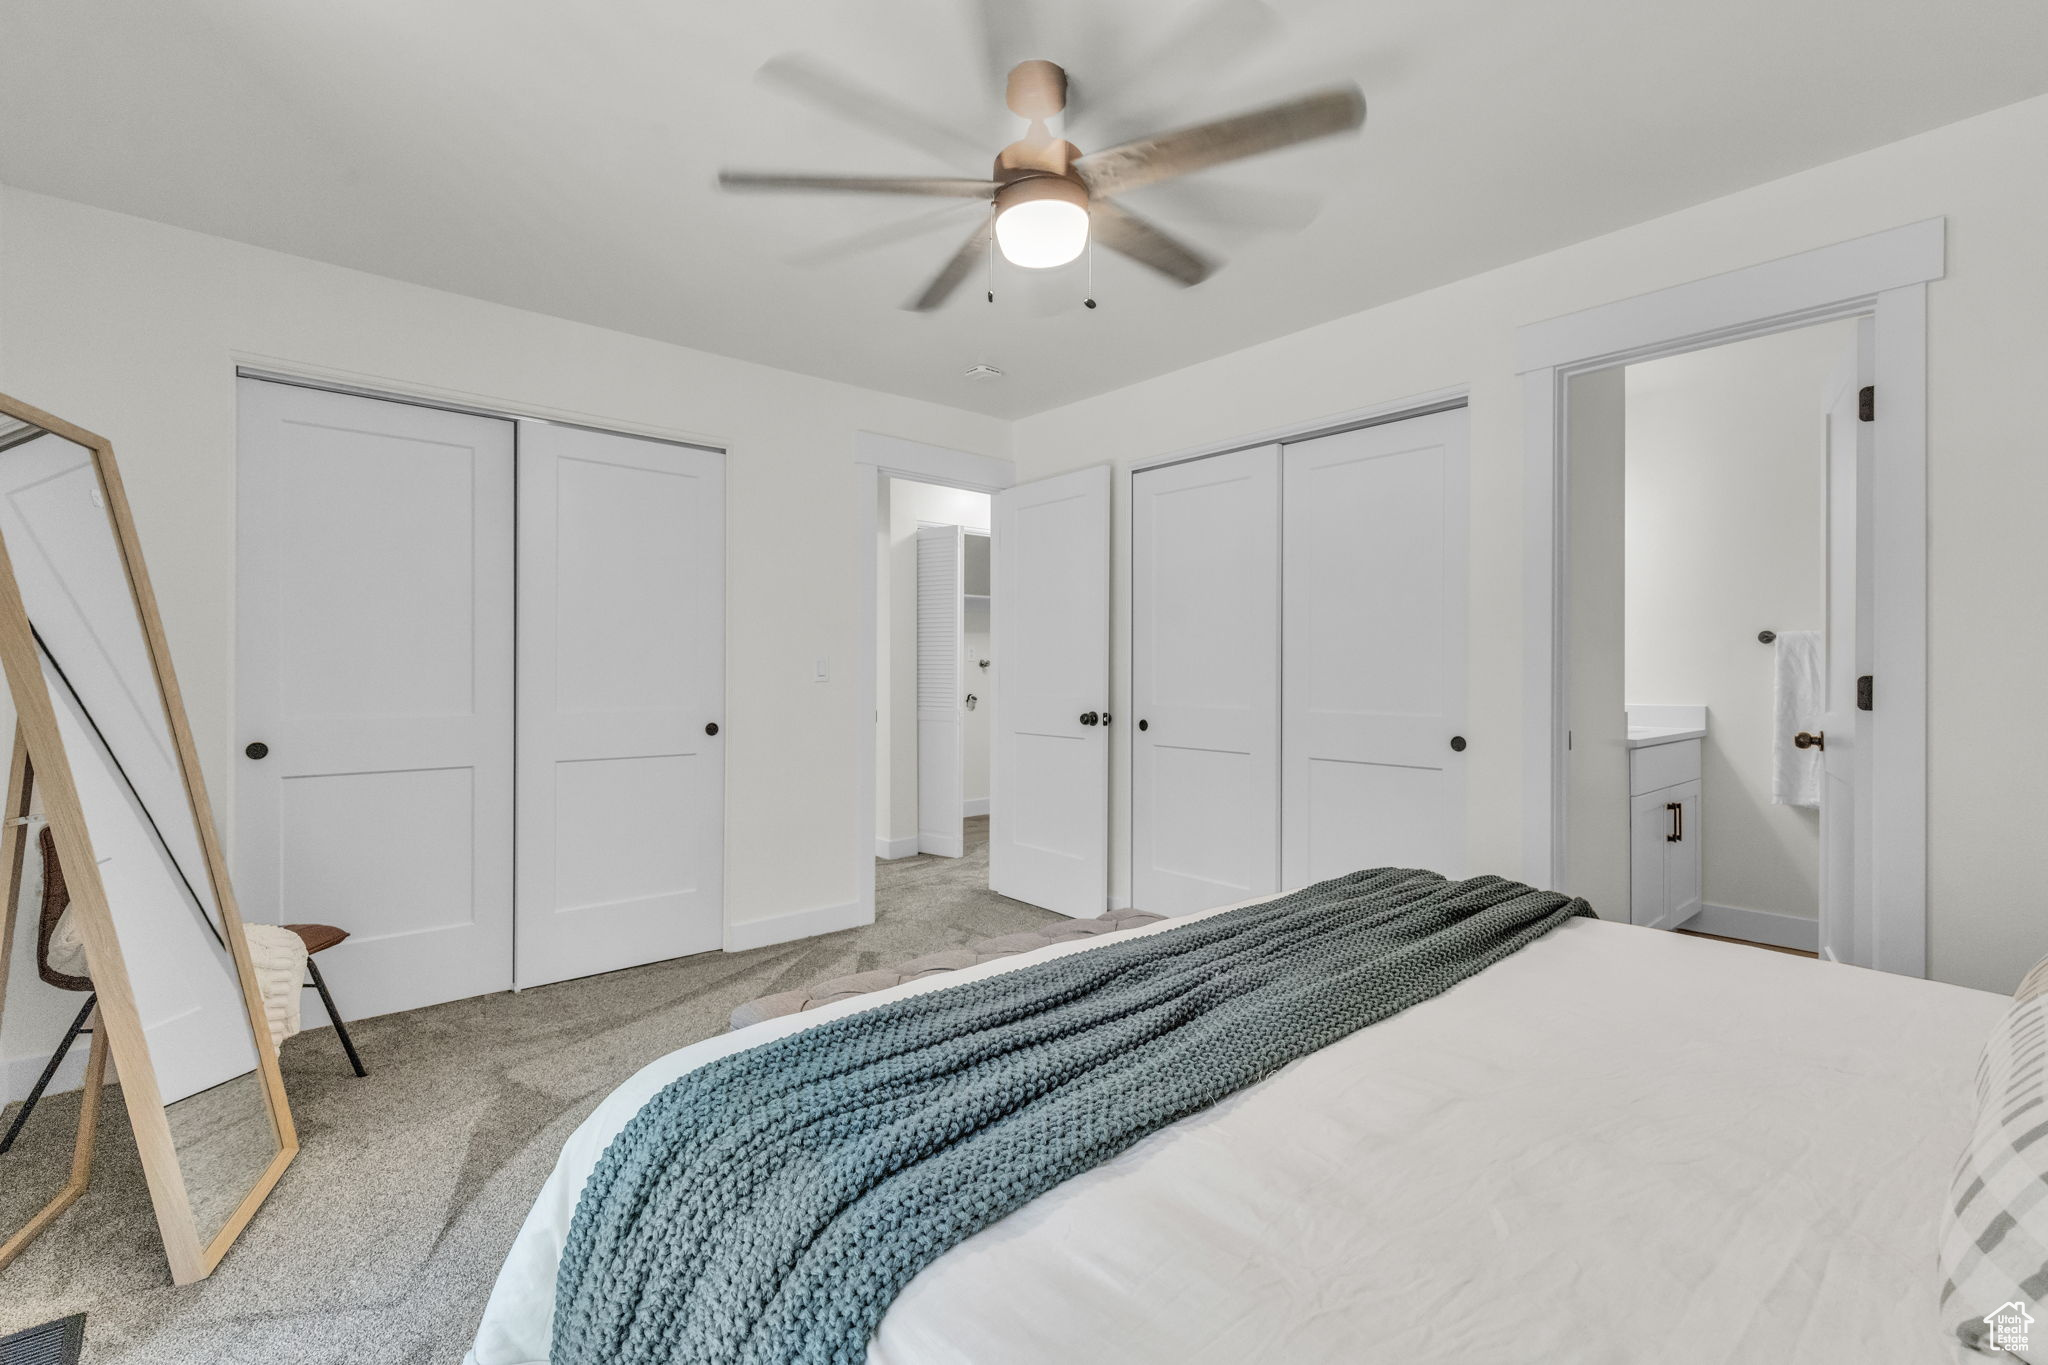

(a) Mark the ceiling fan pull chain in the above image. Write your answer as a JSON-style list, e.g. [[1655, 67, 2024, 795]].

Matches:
[[1084, 232, 1097, 310], [985, 202, 996, 304]]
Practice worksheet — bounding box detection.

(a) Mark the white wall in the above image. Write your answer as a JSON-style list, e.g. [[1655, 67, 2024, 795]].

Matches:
[[874, 479, 990, 852], [1010, 93, 2048, 993], [1624, 323, 1854, 924], [0, 183, 1010, 1074]]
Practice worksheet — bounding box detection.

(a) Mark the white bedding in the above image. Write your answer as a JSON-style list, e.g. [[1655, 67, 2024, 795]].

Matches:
[[467, 909, 2004, 1365]]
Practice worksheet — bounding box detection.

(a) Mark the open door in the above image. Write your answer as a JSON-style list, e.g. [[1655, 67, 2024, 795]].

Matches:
[[990, 465, 1110, 917], [1818, 320, 1876, 965], [915, 525, 966, 857]]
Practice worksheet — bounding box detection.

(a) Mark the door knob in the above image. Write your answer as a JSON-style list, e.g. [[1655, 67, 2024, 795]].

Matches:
[[1794, 730, 1824, 751], [1079, 711, 1099, 727], [705, 722, 720, 736], [245, 741, 269, 760], [1449, 735, 1467, 752], [1138, 719, 1149, 731], [1101, 713, 1111, 726]]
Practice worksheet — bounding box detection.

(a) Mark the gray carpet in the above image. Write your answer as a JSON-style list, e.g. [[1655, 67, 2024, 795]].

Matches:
[[0, 818, 1055, 1363]]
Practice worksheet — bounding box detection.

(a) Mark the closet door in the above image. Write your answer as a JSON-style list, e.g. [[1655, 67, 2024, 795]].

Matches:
[[514, 422, 724, 989], [1282, 409, 1468, 886], [1131, 447, 1281, 915], [915, 526, 966, 858], [991, 465, 1111, 917], [236, 380, 514, 1020]]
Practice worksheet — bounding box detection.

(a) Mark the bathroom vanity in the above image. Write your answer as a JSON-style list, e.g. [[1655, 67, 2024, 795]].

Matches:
[[1626, 706, 1705, 931]]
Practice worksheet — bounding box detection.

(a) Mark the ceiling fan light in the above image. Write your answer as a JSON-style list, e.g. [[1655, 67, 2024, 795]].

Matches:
[[993, 176, 1090, 269]]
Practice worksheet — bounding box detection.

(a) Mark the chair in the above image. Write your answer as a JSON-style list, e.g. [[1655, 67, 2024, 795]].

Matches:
[[282, 924, 367, 1077], [0, 828, 96, 1155]]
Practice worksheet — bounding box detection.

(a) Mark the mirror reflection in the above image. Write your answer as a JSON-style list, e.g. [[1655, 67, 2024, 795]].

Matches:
[[0, 420, 279, 1253]]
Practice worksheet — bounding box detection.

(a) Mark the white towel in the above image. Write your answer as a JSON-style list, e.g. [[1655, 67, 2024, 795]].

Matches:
[[1772, 630, 1823, 808]]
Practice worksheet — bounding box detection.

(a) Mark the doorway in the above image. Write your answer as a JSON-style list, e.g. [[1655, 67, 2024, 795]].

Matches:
[[1565, 320, 1862, 956], [1524, 218, 1941, 976]]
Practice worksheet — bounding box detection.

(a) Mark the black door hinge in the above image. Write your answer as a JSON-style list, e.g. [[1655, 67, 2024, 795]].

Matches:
[[1858, 385, 1875, 422], [1857, 674, 1874, 711]]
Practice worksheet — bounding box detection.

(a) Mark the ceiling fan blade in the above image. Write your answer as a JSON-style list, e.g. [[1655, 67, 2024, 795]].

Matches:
[[720, 172, 1001, 198], [787, 202, 986, 267], [758, 55, 988, 166], [906, 218, 993, 311], [1123, 177, 1322, 232], [1089, 200, 1215, 286], [1084, 0, 1281, 131], [1073, 85, 1365, 197]]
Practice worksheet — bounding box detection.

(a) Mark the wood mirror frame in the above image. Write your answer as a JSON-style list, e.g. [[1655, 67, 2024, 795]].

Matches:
[[0, 391, 296, 1284]]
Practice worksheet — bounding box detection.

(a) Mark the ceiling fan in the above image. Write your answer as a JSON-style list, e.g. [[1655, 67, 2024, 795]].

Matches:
[[719, 57, 1365, 310]]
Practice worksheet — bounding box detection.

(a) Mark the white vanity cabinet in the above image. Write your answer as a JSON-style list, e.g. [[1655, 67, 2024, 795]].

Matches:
[[1626, 727, 1703, 931]]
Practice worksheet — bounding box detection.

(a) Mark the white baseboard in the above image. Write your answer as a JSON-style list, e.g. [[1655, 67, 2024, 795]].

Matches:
[[725, 898, 872, 953], [1677, 903, 1820, 953], [963, 797, 989, 817], [875, 834, 918, 860], [4, 1042, 93, 1106]]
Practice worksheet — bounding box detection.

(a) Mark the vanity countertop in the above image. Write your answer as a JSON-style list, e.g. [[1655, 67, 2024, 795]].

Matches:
[[1627, 724, 1706, 749]]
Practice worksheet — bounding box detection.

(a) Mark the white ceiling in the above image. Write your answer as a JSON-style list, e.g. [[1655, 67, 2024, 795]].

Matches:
[[4, 0, 2045, 418]]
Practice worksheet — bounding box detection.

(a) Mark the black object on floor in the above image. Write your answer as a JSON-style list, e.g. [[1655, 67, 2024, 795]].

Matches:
[[0, 1314, 85, 1365]]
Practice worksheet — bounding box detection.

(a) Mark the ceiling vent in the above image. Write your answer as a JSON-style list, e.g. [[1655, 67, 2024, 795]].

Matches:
[[963, 364, 1004, 381]]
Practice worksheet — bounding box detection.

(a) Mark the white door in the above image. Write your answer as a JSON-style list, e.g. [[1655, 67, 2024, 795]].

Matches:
[[1281, 409, 1469, 887], [1818, 321, 1876, 966], [236, 380, 514, 1020], [990, 464, 1110, 916], [1131, 446, 1281, 915], [915, 525, 966, 858], [514, 422, 725, 989]]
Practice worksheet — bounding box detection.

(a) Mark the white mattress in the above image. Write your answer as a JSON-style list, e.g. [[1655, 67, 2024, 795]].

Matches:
[[466, 910, 2005, 1365]]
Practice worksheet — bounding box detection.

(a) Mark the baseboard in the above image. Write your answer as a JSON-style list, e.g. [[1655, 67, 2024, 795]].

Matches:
[[725, 898, 872, 953], [875, 834, 918, 860], [1677, 903, 1820, 953], [3, 1044, 92, 1106], [962, 797, 989, 817]]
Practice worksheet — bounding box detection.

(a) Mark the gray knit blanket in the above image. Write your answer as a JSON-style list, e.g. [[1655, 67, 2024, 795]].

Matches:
[[551, 868, 1590, 1365]]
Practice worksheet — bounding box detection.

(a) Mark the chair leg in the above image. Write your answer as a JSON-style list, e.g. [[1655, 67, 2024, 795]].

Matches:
[[305, 958, 367, 1078], [1, 994, 96, 1155]]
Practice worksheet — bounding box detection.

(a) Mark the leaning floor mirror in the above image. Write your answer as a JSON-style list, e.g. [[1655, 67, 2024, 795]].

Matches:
[[0, 392, 295, 1284]]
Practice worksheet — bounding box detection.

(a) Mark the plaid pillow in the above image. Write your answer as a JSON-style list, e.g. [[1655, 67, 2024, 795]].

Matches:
[[1939, 958, 2048, 1360]]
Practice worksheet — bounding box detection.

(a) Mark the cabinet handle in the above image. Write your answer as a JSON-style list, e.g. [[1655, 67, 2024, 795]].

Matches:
[[1666, 801, 1681, 842]]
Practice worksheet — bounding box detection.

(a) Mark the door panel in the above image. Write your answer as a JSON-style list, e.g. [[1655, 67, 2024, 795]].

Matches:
[[515, 422, 724, 989], [1663, 780, 1702, 928], [1132, 446, 1280, 914], [1818, 321, 1875, 966], [916, 526, 965, 858], [1282, 410, 1469, 887], [991, 465, 1110, 916], [237, 379, 514, 1020]]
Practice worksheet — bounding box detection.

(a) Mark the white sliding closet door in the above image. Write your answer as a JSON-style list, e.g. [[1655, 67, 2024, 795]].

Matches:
[[991, 464, 1111, 917], [1282, 409, 1469, 886], [515, 422, 724, 989], [1132, 446, 1281, 915], [236, 379, 515, 1020], [915, 525, 966, 858]]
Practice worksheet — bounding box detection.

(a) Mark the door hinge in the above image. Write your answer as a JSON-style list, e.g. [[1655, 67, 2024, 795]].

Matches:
[[1858, 385, 1875, 422], [1856, 674, 1874, 711]]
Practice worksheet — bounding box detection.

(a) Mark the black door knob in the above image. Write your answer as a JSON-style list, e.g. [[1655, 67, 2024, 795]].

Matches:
[[1101, 713, 1112, 726], [1138, 719, 1149, 732], [1449, 735, 1467, 752], [1078, 711, 1099, 727], [705, 722, 719, 736], [245, 741, 269, 760]]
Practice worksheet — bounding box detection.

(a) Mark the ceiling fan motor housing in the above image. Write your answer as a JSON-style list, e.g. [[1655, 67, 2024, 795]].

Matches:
[[992, 170, 1088, 219]]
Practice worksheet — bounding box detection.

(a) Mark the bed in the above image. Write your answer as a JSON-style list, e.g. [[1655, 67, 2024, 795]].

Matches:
[[467, 894, 2006, 1365]]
